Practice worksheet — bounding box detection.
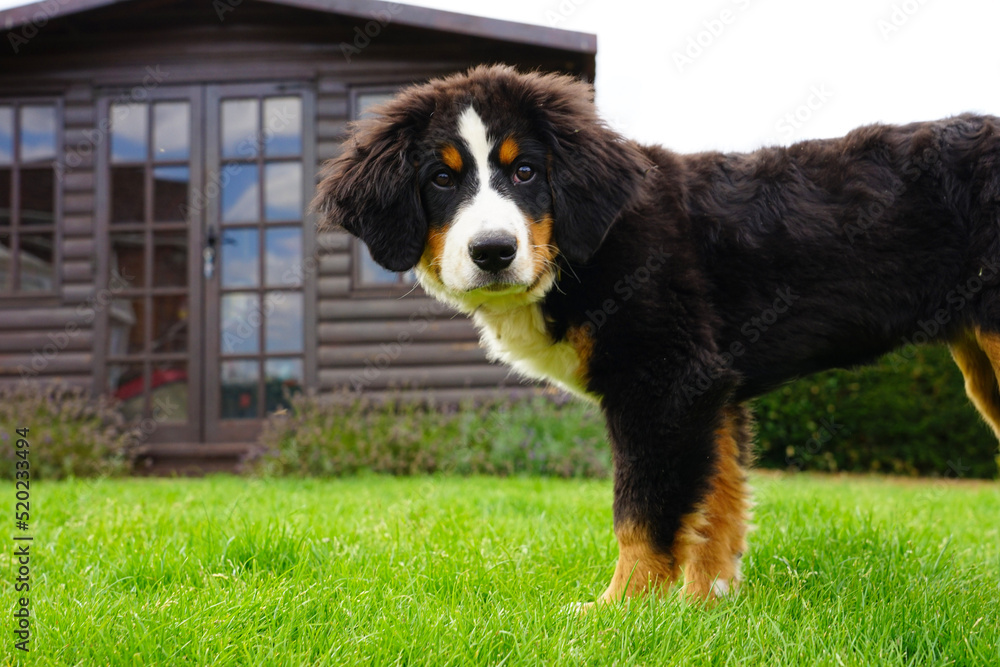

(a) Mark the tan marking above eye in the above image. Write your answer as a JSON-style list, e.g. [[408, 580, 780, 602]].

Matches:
[[440, 144, 463, 172], [499, 136, 519, 166]]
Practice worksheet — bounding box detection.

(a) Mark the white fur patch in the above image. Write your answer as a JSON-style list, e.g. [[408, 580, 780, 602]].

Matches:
[[435, 107, 534, 293], [711, 579, 731, 597], [458, 106, 492, 180], [710, 558, 743, 598], [473, 304, 598, 402]]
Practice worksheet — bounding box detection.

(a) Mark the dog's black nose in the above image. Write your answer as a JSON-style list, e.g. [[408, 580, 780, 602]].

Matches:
[[469, 234, 517, 273]]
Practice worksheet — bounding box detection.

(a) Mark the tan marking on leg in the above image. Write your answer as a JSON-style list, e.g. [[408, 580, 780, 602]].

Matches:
[[951, 328, 1000, 438], [679, 408, 751, 601], [440, 143, 463, 172], [974, 328, 1000, 377], [498, 136, 519, 166], [598, 522, 680, 604]]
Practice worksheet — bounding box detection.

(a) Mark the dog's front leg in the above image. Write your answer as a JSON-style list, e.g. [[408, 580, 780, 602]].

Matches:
[[598, 387, 752, 604]]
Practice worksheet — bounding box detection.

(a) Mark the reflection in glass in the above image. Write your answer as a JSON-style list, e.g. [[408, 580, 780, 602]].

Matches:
[[265, 227, 302, 286], [264, 97, 301, 156], [0, 168, 10, 225], [0, 233, 11, 290], [111, 103, 148, 163], [153, 166, 189, 221], [222, 99, 258, 160], [152, 230, 187, 287], [264, 162, 302, 220], [19, 233, 54, 291], [111, 166, 145, 223], [356, 92, 395, 120], [0, 107, 12, 164], [110, 232, 144, 288], [152, 294, 188, 354], [265, 358, 303, 413], [221, 228, 259, 288], [220, 360, 258, 419], [108, 363, 145, 421], [150, 362, 188, 422], [265, 291, 303, 353], [153, 102, 190, 161], [20, 167, 55, 225], [107, 295, 144, 356], [221, 163, 259, 223], [19, 106, 56, 163], [359, 243, 402, 285], [221, 292, 260, 354]]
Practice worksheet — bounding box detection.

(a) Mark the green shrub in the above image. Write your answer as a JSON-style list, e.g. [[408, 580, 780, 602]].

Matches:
[[755, 345, 998, 478], [0, 383, 131, 480], [253, 391, 611, 479], [257, 345, 998, 480]]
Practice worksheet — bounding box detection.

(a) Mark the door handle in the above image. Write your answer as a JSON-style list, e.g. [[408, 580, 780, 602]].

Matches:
[[203, 226, 218, 279]]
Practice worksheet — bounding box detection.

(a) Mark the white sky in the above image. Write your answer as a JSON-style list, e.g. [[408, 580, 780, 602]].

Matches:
[[2, 0, 999, 153], [398, 0, 1000, 153]]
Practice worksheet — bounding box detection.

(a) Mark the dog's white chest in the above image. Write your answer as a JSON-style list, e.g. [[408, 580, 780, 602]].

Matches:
[[473, 305, 597, 402]]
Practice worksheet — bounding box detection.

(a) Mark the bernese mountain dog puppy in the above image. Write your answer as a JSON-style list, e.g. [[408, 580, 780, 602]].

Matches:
[[315, 65, 1000, 604]]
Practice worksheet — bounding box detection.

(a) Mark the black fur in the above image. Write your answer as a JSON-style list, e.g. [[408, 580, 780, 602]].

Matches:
[[533, 85, 651, 264], [315, 91, 435, 272]]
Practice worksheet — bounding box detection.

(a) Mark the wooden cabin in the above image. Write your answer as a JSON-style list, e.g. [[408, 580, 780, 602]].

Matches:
[[0, 0, 596, 468]]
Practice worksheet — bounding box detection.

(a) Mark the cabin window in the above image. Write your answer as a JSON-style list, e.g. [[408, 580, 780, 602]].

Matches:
[[350, 89, 416, 291], [0, 102, 58, 294]]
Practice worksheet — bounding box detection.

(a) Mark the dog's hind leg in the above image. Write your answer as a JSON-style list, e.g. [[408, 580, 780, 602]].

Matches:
[[949, 328, 1000, 439]]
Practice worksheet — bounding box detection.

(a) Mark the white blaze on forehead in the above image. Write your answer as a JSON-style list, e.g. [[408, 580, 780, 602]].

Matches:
[[455, 105, 515, 234], [458, 105, 493, 185]]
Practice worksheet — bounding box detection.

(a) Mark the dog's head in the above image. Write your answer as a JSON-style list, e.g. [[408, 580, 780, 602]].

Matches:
[[315, 65, 650, 311]]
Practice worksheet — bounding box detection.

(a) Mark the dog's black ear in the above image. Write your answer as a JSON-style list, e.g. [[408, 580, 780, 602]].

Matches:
[[537, 75, 650, 265], [313, 97, 431, 272]]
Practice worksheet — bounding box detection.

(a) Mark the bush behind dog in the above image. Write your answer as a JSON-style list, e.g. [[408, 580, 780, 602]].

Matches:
[[755, 345, 998, 477], [256, 346, 998, 480], [0, 384, 130, 480], [253, 392, 612, 479]]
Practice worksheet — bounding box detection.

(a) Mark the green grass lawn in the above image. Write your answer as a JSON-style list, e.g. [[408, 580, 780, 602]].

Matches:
[[4, 474, 998, 666]]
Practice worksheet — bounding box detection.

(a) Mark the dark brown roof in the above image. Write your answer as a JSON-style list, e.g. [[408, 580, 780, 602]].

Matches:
[[0, 0, 596, 53]]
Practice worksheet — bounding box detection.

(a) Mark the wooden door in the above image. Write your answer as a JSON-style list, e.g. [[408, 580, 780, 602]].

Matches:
[[99, 83, 314, 445]]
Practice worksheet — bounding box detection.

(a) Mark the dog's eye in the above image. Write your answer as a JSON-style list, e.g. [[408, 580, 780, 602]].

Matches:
[[432, 171, 454, 188], [513, 164, 535, 184]]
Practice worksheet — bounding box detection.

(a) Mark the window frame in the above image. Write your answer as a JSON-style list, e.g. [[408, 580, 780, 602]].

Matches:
[[347, 85, 419, 296], [0, 97, 63, 301]]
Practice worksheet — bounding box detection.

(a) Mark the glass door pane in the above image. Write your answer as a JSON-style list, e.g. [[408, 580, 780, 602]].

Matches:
[[205, 86, 309, 442], [103, 92, 201, 443]]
